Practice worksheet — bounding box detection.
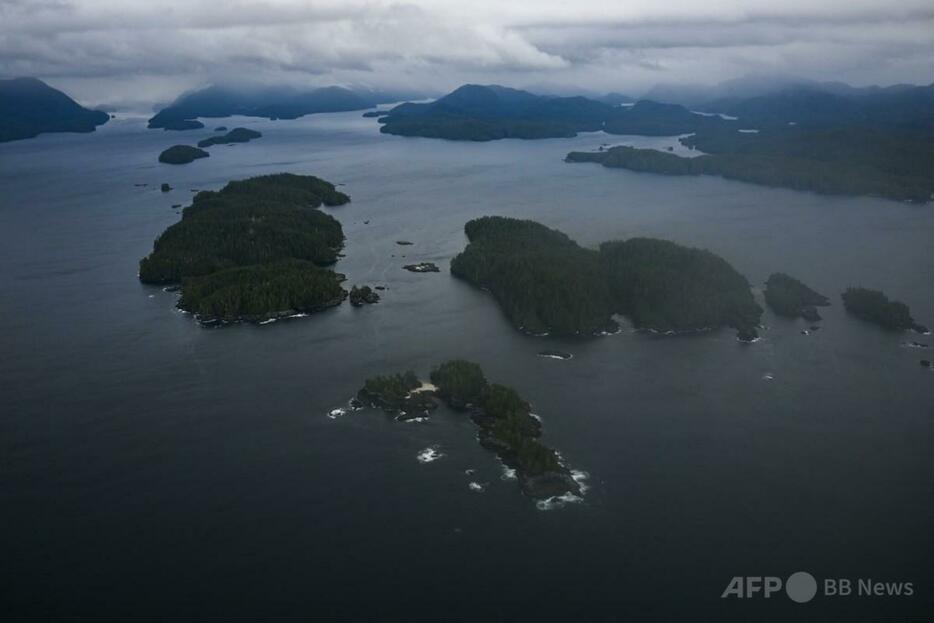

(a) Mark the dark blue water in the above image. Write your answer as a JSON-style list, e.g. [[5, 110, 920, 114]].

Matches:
[[1, 112, 932, 621]]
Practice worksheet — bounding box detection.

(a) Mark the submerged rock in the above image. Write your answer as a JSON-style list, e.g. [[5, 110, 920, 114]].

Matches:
[[922, 360, 932, 368], [161, 183, 172, 192], [396, 240, 414, 246]]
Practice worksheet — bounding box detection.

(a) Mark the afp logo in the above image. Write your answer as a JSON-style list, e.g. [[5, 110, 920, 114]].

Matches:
[[721, 572, 818, 603]]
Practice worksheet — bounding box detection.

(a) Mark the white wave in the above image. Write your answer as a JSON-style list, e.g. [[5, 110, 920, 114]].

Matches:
[[403, 416, 429, 423], [570, 469, 590, 495], [464, 468, 476, 475], [258, 318, 276, 325], [536, 491, 584, 511], [327, 407, 348, 419], [417, 446, 444, 463], [529, 413, 542, 422], [537, 352, 573, 360], [762, 373, 775, 381], [468, 481, 486, 493], [500, 466, 517, 480]]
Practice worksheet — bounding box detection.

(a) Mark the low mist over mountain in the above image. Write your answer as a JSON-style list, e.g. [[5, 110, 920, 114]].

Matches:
[[147, 83, 420, 129]]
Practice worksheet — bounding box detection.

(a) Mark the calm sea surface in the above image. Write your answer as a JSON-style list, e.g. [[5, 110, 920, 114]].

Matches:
[[1, 111, 932, 621]]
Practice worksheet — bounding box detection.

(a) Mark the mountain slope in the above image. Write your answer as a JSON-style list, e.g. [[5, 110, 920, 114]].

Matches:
[[148, 84, 403, 129], [0, 78, 109, 143]]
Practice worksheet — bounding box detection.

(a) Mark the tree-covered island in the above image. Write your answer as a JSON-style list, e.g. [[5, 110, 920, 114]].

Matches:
[[355, 360, 581, 499], [450, 216, 762, 340], [197, 127, 262, 148], [842, 288, 928, 333], [139, 173, 351, 323], [158, 145, 210, 164], [764, 273, 830, 321]]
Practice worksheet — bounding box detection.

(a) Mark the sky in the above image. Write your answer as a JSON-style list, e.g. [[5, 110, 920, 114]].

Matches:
[[2, 0, 933, 108]]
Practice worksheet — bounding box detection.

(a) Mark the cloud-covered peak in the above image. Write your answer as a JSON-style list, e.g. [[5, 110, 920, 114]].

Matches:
[[1, 0, 931, 108]]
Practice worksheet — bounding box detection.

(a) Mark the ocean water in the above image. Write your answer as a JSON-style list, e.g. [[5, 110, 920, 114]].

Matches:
[[1, 111, 932, 621]]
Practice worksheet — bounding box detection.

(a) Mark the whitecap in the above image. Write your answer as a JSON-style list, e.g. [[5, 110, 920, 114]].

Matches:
[[536, 492, 584, 511], [468, 481, 486, 493], [327, 407, 348, 419], [762, 373, 775, 381], [417, 446, 444, 463], [570, 469, 590, 495], [500, 466, 517, 481]]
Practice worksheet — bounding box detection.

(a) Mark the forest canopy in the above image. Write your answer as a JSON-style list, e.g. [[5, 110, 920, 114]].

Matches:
[[450, 216, 761, 340], [139, 173, 350, 323]]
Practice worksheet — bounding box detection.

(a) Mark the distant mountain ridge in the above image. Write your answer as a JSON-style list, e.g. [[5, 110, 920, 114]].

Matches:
[[0, 78, 109, 143], [378, 84, 721, 140], [644, 75, 934, 129], [148, 84, 414, 129]]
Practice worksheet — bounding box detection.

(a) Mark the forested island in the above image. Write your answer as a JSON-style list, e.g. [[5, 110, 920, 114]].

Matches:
[[0, 77, 109, 143], [842, 288, 928, 333], [139, 173, 350, 323], [158, 145, 209, 164], [178, 260, 346, 323], [450, 216, 762, 340], [355, 360, 581, 499], [158, 119, 205, 131], [764, 273, 830, 321], [197, 127, 262, 148]]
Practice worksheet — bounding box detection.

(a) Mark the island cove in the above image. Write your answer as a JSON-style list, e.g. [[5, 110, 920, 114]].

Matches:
[[450, 216, 763, 341], [353, 361, 583, 502], [139, 173, 357, 324]]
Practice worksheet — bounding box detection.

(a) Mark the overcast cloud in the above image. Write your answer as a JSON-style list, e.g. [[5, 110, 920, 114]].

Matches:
[[2, 0, 933, 107]]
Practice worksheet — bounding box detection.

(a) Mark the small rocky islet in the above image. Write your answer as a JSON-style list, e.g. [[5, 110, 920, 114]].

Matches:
[[764, 273, 830, 321], [842, 287, 928, 333], [349, 285, 380, 306], [353, 361, 582, 501]]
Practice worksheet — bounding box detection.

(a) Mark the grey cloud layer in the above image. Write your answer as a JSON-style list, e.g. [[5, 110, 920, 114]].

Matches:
[[1, 0, 931, 106]]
